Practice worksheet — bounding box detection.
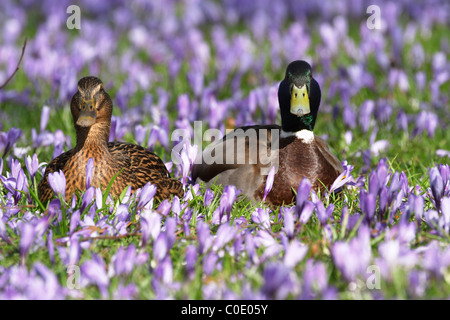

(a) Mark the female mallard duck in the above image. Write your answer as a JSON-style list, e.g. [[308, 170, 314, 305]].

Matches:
[[191, 60, 343, 206], [38, 76, 184, 203]]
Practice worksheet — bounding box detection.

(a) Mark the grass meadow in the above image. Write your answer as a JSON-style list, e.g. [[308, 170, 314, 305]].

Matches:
[[0, 0, 449, 302]]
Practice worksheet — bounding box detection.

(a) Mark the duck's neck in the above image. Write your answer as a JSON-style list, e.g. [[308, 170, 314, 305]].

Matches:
[[74, 122, 111, 152], [281, 111, 316, 132]]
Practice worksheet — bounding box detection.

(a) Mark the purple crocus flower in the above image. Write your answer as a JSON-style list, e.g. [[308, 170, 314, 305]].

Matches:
[[94, 187, 103, 210], [171, 195, 181, 218], [203, 252, 219, 276], [173, 141, 198, 185], [358, 100, 375, 133], [164, 217, 177, 249], [376, 239, 417, 279], [213, 185, 240, 224], [436, 149, 450, 158], [113, 282, 138, 300], [0, 218, 9, 243], [331, 225, 372, 281], [25, 153, 40, 181], [80, 186, 95, 213], [283, 240, 308, 268], [187, 70, 204, 97], [430, 167, 444, 211], [261, 262, 296, 299], [39, 106, 50, 132], [296, 178, 311, 215], [378, 186, 389, 217], [48, 199, 62, 222], [81, 254, 110, 298], [282, 206, 295, 239], [51, 142, 63, 160], [154, 256, 173, 286], [408, 194, 424, 229], [203, 188, 214, 207], [409, 43, 425, 68], [251, 208, 271, 230], [213, 223, 237, 251], [47, 229, 54, 265], [19, 223, 36, 265], [140, 209, 161, 247], [300, 259, 330, 299], [413, 111, 439, 138], [298, 201, 314, 225], [375, 101, 393, 124], [48, 170, 66, 200], [315, 201, 334, 225], [197, 221, 213, 255], [442, 197, 450, 231], [85, 158, 94, 189], [329, 161, 354, 193], [360, 189, 376, 222], [185, 244, 197, 279], [408, 270, 428, 297], [395, 109, 408, 133], [1, 127, 22, 157], [137, 182, 157, 209], [424, 209, 443, 234], [152, 229, 168, 260], [439, 165, 449, 195], [1, 167, 28, 204], [263, 166, 275, 201], [112, 244, 147, 276], [68, 236, 80, 266], [146, 126, 158, 151], [157, 200, 172, 216], [134, 124, 148, 146], [31, 263, 65, 299], [115, 203, 130, 222], [342, 103, 356, 129], [69, 209, 81, 234]]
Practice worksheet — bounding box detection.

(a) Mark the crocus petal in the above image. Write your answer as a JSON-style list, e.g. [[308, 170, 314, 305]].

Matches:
[[284, 240, 308, 268], [299, 201, 314, 225], [296, 178, 311, 215], [85, 158, 94, 189], [48, 170, 66, 199], [263, 166, 275, 201]]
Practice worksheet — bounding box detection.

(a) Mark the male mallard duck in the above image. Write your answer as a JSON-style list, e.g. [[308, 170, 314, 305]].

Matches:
[[191, 60, 343, 206], [38, 76, 184, 203]]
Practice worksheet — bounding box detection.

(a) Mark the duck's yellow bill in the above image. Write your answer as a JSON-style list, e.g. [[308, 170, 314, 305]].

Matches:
[[290, 85, 310, 117]]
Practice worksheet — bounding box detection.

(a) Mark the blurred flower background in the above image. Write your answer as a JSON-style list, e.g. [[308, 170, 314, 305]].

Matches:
[[0, 0, 449, 299]]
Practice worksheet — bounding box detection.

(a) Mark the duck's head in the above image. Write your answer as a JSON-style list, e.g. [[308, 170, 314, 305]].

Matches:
[[278, 60, 321, 133], [70, 76, 113, 129]]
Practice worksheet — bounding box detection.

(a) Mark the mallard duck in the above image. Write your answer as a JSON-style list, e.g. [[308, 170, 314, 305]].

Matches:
[[191, 60, 343, 206], [38, 76, 184, 203]]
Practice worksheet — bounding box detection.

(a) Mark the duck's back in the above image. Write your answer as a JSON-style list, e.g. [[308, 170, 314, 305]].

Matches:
[[257, 135, 343, 206], [108, 142, 184, 200]]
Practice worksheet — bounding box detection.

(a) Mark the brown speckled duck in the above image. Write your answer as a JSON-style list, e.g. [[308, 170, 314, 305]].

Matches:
[[38, 76, 184, 203], [191, 60, 343, 206]]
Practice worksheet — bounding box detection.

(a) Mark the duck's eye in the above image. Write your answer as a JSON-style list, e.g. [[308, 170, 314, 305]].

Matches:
[[295, 93, 298, 98], [303, 93, 305, 97]]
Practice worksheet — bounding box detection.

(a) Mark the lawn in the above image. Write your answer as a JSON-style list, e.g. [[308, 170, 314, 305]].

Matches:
[[0, 0, 449, 301]]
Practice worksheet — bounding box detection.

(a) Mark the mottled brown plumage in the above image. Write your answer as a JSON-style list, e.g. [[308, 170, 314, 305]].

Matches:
[[38, 76, 184, 203], [192, 61, 343, 206]]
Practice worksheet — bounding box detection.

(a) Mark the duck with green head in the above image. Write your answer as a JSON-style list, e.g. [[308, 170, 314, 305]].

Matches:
[[192, 60, 343, 206]]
